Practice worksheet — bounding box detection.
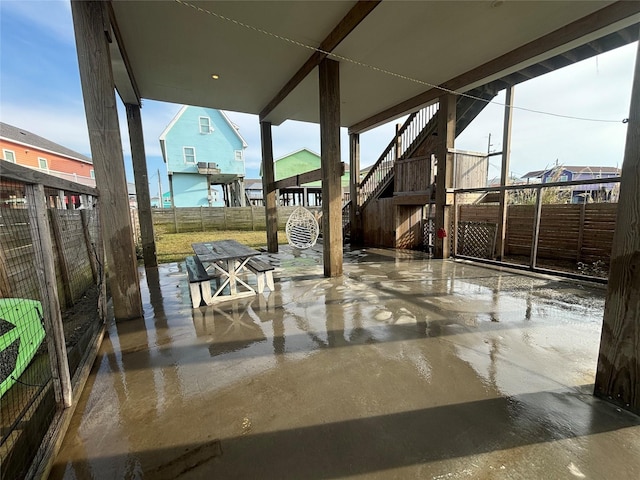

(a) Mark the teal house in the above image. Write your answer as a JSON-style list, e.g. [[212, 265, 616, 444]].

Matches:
[[159, 106, 247, 207]]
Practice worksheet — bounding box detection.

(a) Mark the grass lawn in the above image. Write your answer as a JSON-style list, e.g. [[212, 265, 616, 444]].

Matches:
[[154, 230, 288, 264]]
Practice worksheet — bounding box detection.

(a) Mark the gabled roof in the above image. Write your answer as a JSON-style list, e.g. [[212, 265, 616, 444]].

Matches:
[[158, 106, 248, 163], [0, 122, 92, 164], [522, 165, 621, 178], [274, 147, 320, 162]]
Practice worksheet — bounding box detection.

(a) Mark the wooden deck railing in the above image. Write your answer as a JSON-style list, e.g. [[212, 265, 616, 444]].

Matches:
[[358, 102, 439, 207]]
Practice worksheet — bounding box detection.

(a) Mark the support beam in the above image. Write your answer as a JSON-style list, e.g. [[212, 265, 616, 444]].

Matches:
[[349, 133, 361, 246], [595, 35, 640, 414], [496, 86, 514, 260], [273, 163, 345, 190], [260, 122, 278, 252], [71, 0, 143, 320], [349, 1, 640, 133], [259, 1, 381, 122], [126, 103, 157, 268], [319, 58, 343, 277], [434, 94, 456, 259]]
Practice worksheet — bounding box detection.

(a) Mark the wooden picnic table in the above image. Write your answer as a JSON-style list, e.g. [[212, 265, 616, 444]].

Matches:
[[192, 239, 261, 303]]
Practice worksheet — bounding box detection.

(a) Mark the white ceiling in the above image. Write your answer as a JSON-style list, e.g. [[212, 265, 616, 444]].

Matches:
[[109, 1, 639, 130]]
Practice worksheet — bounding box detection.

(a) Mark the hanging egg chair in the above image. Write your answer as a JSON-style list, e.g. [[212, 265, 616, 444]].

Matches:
[[285, 207, 319, 250]]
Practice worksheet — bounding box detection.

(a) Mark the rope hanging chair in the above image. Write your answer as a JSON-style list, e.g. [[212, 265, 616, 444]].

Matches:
[[285, 207, 319, 250]]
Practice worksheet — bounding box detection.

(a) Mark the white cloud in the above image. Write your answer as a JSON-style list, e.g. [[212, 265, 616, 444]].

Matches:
[[1, 102, 91, 155], [1, 0, 74, 45]]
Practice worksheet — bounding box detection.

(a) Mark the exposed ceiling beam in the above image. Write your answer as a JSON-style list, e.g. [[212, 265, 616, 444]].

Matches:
[[259, 0, 381, 122], [349, 1, 640, 134], [107, 2, 141, 105]]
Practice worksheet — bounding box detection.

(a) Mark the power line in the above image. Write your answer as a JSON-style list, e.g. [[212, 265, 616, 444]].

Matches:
[[174, 0, 629, 125]]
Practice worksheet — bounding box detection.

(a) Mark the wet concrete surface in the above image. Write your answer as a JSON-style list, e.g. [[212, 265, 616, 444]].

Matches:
[[49, 246, 640, 479]]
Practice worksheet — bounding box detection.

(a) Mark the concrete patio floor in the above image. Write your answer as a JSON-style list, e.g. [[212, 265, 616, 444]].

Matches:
[[49, 246, 640, 479]]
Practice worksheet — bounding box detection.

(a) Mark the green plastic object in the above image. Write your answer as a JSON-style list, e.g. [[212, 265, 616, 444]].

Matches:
[[0, 298, 45, 397]]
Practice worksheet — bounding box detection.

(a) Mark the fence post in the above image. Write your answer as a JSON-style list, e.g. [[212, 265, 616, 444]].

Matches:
[[530, 187, 543, 270], [577, 201, 586, 262], [49, 209, 74, 307], [173, 207, 179, 233], [25, 183, 73, 408], [80, 209, 99, 282]]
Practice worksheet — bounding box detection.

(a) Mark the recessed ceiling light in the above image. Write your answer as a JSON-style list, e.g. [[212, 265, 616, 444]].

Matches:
[[211, 74, 220, 80]]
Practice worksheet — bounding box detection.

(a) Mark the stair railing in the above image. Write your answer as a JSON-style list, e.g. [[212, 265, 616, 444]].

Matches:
[[358, 102, 439, 206]]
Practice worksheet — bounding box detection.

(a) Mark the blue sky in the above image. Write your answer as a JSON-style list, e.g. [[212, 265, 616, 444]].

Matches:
[[1, 1, 637, 197]]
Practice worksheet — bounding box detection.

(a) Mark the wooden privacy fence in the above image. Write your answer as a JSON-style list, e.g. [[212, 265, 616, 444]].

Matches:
[[149, 205, 322, 234], [458, 202, 617, 264], [0, 161, 106, 479]]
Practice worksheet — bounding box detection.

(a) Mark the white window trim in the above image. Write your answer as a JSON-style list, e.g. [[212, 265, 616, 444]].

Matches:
[[38, 157, 48, 170], [2, 149, 16, 163], [234, 150, 243, 161], [90, 169, 95, 179], [183, 146, 196, 164], [199, 116, 212, 134]]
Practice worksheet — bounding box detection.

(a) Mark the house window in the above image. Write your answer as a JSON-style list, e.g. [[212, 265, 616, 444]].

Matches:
[[199, 117, 212, 134], [90, 169, 95, 179], [235, 150, 243, 161], [3, 149, 16, 162], [38, 157, 48, 170], [559, 175, 568, 182], [183, 147, 196, 164]]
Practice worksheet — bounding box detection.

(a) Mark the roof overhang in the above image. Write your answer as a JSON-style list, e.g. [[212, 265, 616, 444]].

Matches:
[[108, 1, 640, 132]]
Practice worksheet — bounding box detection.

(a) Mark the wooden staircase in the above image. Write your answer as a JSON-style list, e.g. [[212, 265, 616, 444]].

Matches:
[[342, 24, 638, 241]]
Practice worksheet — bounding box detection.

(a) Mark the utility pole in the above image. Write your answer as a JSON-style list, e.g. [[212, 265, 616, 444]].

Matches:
[[157, 169, 163, 209]]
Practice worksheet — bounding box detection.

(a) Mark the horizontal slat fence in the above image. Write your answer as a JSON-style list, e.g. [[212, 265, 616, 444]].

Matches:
[[152, 206, 322, 234], [458, 203, 617, 265]]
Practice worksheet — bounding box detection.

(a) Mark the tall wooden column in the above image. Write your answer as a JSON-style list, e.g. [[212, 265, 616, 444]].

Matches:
[[594, 37, 640, 414], [349, 133, 361, 246], [71, 0, 143, 320], [434, 94, 456, 259], [319, 58, 343, 277], [260, 121, 278, 252], [126, 103, 157, 268], [496, 86, 514, 260]]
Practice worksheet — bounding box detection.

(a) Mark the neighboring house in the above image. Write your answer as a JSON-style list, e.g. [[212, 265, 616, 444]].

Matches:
[[0, 122, 95, 187], [260, 148, 350, 206], [522, 165, 621, 203], [159, 106, 247, 207], [245, 179, 264, 206]]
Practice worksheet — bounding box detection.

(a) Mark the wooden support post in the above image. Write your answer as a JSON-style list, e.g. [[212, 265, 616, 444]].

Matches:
[[434, 94, 456, 259], [496, 86, 514, 260], [80, 209, 99, 282], [530, 187, 543, 269], [595, 37, 640, 414], [349, 133, 361, 245], [49, 209, 74, 307], [173, 207, 179, 233], [25, 184, 72, 408], [71, 0, 142, 320], [395, 123, 402, 160], [577, 201, 586, 262], [319, 58, 343, 277], [260, 121, 279, 252], [0, 242, 13, 298], [126, 103, 157, 267]]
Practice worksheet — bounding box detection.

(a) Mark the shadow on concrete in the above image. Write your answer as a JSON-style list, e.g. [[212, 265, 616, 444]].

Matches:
[[54, 385, 640, 479]]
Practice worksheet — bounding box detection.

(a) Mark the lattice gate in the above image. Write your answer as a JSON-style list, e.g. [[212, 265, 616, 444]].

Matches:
[[456, 221, 498, 259]]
